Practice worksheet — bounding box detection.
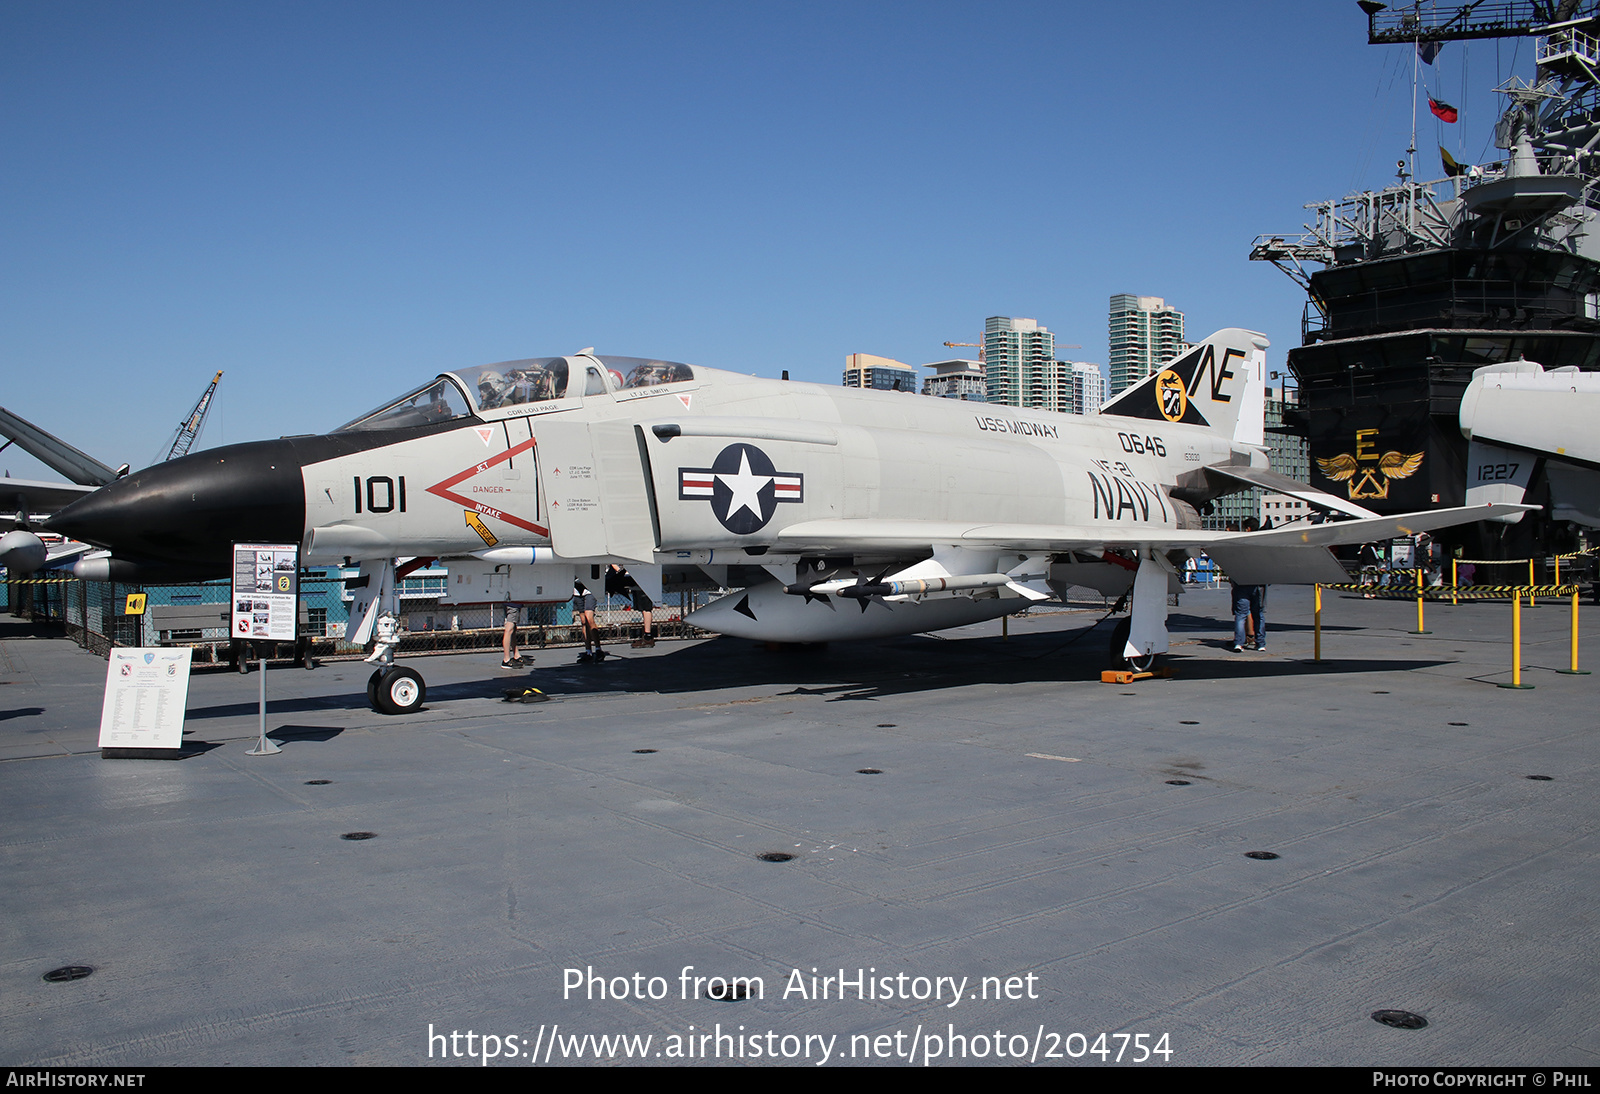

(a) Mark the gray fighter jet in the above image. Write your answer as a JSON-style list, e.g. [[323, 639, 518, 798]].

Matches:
[[48, 330, 1531, 713]]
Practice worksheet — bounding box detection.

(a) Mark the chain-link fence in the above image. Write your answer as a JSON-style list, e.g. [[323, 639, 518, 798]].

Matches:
[[4, 575, 718, 663]]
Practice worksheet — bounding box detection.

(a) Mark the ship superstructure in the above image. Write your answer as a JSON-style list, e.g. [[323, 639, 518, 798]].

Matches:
[[1252, 0, 1600, 552]]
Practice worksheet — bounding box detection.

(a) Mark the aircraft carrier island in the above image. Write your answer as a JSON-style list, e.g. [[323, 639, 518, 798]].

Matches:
[[1253, 0, 1600, 563]]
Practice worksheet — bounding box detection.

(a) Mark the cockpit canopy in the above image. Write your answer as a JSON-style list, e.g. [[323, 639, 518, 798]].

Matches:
[[336, 355, 695, 431]]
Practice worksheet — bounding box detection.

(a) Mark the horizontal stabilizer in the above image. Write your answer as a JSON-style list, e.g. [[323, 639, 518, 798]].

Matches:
[[1205, 464, 1379, 520], [1205, 545, 1347, 585]]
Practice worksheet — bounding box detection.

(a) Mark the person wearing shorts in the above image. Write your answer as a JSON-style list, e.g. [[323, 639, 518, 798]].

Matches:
[[573, 581, 603, 662]]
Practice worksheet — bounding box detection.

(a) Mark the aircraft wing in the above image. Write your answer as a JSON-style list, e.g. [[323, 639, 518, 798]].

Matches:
[[0, 407, 120, 487], [773, 503, 1534, 556]]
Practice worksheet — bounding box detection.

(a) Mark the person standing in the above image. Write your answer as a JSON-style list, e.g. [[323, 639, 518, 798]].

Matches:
[[606, 563, 655, 648], [573, 581, 604, 662], [501, 600, 528, 668], [1231, 518, 1266, 652]]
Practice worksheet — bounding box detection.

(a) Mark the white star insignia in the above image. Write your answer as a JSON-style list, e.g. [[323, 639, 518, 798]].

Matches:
[[717, 449, 773, 522]]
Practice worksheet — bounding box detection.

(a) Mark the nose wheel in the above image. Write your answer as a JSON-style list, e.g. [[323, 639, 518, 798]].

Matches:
[[368, 666, 426, 715]]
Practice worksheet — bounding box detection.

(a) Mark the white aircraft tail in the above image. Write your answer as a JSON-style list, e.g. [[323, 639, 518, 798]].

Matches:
[[1100, 328, 1267, 446]]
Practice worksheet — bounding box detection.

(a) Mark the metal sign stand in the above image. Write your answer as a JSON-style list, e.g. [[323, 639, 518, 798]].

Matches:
[[245, 658, 281, 756], [233, 542, 298, 756]]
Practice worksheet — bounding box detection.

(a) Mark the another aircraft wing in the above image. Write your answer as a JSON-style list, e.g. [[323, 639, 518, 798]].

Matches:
[[0, 407, 120, 487], [1, 477, 99, 520]]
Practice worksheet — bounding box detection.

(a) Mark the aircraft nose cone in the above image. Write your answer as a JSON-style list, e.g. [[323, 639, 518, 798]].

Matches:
[[46, 440, 306, 577]]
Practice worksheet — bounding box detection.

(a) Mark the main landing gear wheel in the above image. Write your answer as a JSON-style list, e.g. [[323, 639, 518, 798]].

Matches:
[[369, 666, 425, 715], [1109, 618, 1132, 670], [1108, 619, 1159, 673]]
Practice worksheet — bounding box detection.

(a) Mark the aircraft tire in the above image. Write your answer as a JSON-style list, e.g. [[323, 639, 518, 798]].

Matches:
[[374, 666, 425, 715], [1108, 618, 1131, 670], [366, 669, 383, 709]]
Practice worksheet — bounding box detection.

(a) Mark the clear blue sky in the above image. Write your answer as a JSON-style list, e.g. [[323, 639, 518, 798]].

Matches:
[[1, 1, 1533, 480]]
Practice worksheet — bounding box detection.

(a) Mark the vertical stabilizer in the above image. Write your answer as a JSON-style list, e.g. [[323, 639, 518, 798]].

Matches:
[[1101, 328, 1268, 444]]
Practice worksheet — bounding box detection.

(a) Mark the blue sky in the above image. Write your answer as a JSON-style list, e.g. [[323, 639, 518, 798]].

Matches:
[[1, 1, 1534, 479]]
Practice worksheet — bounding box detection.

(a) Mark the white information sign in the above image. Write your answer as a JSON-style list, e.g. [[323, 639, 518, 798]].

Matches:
[[98, 647, 193, 750], [231, 543, 300, 642]]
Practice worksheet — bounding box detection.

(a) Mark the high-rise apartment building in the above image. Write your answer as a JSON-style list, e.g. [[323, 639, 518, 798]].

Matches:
[[1108, 294, 1186, 394], [1067, 362, 1107, 415], [983, 317, 1057, 409], [982, 317, 1106, 414], [842, 353, 919, 393]]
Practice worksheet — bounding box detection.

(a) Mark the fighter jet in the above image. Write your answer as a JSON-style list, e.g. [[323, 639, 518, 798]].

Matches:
[[47, 330, 1532, 713]]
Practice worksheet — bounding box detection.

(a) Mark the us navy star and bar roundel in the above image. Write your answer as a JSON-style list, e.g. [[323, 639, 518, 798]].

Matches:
[[678, 442, 803, 534]]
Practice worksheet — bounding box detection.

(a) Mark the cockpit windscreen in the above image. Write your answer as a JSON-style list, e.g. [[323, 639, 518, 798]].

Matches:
[[335, 378, 474, 432]]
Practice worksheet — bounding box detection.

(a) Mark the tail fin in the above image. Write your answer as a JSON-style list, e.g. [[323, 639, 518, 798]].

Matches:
[[1100, 328, 1268, 445]]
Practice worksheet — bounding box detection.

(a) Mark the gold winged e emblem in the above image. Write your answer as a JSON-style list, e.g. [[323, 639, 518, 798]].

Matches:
[[1317, 429, 1424, 500]]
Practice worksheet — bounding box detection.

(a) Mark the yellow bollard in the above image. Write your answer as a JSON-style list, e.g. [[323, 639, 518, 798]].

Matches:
[[1410, 567, 1429, 634], [1498, 591, 1535, 689], [1314, 583, 1322, 662], [1452, 558, 1458, 606], [1530, 559, 1536, 606], [1558, 589, 1590, 675]]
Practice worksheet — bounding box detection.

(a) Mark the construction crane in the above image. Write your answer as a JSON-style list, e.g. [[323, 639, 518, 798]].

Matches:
[[163, 371, 223, 462]]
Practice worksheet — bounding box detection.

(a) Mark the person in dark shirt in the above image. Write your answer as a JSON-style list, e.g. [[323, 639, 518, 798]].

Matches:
[[606, 564, 655, 648]]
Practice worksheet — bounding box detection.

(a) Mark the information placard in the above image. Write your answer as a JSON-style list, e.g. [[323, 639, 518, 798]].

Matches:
[[231, 543, 300, 642], [98, 647, 192, 750]]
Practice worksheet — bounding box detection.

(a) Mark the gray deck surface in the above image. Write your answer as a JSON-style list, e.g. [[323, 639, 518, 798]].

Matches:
[[1, 586, 1595, 1067]]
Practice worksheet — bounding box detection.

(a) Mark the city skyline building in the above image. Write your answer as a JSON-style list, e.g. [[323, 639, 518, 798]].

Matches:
[[981, 316, 1109, 414], [921, 358, 987, 401], [1067, 361, 1106, 415], [1108, 294, 1187, 395], [983, 316, 1059, 410], [842, 352, 919, 393]]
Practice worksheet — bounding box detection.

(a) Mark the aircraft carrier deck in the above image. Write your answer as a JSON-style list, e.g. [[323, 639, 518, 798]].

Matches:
[[1, 586, 1594, 1068]]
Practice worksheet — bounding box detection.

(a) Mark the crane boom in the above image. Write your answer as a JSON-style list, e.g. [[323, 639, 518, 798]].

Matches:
[[166, 371, 223, 461]]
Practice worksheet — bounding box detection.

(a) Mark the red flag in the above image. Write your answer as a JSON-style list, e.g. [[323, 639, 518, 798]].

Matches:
[[1429, 97, 1458, 123]]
